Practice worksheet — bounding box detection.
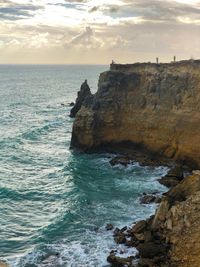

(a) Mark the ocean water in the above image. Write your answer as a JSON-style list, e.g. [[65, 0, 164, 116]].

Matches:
[[0, 65, 168, 267]]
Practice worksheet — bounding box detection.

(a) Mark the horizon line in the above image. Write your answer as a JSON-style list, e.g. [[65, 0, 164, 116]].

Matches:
[[0, 63, 109, 66]]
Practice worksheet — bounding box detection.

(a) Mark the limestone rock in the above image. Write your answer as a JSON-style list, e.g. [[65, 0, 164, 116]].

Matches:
[[70, 80, 92, 118], [110, 156, 133, 166], [139, 194, 158, 204], [137, 242, 167, 258], [131, 220, 147, 234], [107, 254, 134, 267], [71, 60, 200, 168]]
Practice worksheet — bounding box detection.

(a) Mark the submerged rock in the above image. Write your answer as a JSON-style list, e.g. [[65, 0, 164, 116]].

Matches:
[[70, 80, 92, 118], [110, 156, 133, 166], [106, 223, 114, 231]]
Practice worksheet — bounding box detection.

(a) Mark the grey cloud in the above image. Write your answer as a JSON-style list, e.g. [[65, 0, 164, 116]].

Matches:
[[89, 5, 119, 13], [88, 0, 200, 25], [114, 0, 200, 23], [65, 0, 88, 3], [89, 6, 99, 12], [0, 2, 43, 21]]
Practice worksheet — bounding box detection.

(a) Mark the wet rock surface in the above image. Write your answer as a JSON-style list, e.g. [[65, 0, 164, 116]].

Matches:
[[107, 167, 200, 267], [106, 223, 114, 231], [110, 156, 134, 166], [140, 193, 161, 205], [158, 166, 184, 188], [70, 61, 200, 266], [107, 253, 134, 267]]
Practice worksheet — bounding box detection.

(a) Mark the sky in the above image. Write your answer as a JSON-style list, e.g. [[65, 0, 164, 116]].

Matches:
[[0, 0, 200, 64]]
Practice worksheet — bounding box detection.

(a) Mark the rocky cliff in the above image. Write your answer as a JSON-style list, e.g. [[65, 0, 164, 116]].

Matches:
[[70, 80, 92, 118], [148, 170, 200, 267], [106, 170, 200, 267], [71, 60, 200, 168]]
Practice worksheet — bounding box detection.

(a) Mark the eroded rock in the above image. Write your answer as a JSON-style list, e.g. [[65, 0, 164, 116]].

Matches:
[[159, 166, 184, 188], [107, 253, 134, 267], [106, 223, 114, 231], [71, 61, 200, 168], [70, 80, 92, 118]]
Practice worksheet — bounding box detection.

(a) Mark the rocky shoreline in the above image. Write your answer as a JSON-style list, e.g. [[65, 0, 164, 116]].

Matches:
[[105, 155, 190, 267], [70, 60, 200, 267]]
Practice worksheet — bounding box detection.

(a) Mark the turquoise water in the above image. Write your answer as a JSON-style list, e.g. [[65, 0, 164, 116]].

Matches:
[[0, 65, 167, 267]]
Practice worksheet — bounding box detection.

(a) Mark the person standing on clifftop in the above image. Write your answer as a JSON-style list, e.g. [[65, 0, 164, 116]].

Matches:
[[156, 57, 159, 64]]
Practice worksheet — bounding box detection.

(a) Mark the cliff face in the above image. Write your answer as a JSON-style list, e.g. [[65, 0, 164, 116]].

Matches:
[[71, 60, 200, 168], [151, 171, 200, 267]]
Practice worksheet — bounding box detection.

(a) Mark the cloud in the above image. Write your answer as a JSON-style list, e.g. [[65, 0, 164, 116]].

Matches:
[[0, 0, 200, 63], [0, 1, 43, 20], [110, 0, 200, 24], [65, 26, 104, 49]]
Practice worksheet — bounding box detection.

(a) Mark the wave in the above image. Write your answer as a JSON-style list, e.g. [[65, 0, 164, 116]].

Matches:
[[21, 121, 63, 141], [0, 120, 63, 151], [0, 186, 63, 202]]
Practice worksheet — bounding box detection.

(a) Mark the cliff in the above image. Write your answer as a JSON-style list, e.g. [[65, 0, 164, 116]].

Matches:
[[149, 170, 200, 267], [107, 171, 200, 267], [71, 60, 200, 168]]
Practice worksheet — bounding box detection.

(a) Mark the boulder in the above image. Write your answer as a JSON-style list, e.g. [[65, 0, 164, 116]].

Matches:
[[167, 166, 184, 180], [140, 194, 157, 204], [107, 254, 133, 267], [106, 223, 114, 231], [159, 177, 180, 188], [114, 232, 126, 244], [131, 220, 147, 234], [110, 156, 133, 166], [158, 166, 184, 188], [137, 242, 167, 258]]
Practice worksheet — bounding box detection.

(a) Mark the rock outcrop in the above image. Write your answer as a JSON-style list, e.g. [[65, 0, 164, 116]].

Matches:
[[71, 60, 200, 168], [151, 171, 200, 267], [107, 171, 200, 267], [70, 80, 92, 118]]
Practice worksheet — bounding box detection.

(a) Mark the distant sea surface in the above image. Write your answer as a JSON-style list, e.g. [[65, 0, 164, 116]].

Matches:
[[0, 65, 167, 267]]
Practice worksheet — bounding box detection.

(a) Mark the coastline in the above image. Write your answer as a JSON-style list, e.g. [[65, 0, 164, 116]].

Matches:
[[70, 60, 200, 266]]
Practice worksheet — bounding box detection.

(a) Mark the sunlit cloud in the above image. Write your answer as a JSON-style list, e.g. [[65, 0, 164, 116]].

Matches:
[[0, 0, 200, 64]]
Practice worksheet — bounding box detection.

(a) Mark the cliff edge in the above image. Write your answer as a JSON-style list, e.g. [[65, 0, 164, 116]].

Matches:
[[71, 60, 200, 168]]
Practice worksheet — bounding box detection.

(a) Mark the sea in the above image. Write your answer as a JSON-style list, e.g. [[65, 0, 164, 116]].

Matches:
[[0, 65, 168, 267]]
